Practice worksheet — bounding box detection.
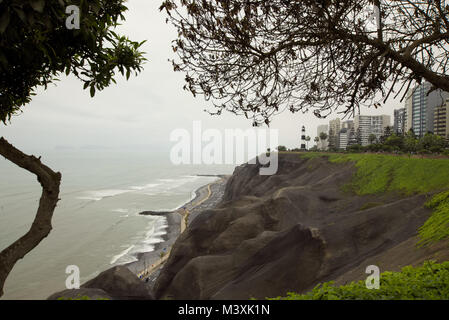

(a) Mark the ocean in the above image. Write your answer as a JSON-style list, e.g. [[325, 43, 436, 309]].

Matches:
[[0, 148, 235, 300]]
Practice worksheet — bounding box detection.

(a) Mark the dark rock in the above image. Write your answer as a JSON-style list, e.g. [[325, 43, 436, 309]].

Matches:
[[139, 211, 171, 216], [81, 266, 154, 300], [153, 153, 441, 300]]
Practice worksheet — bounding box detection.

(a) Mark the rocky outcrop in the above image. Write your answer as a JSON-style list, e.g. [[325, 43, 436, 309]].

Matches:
[[48, 266, 153, 300], [153, 153, 444, 300]]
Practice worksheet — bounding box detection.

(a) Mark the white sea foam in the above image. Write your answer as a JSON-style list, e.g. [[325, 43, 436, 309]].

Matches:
[[153, 176, 201, 195], [143, 238, 164, 245], [110, 245, 136, 264], [77, 189, 130, 201], [82, 176, 211, 266], [115, 255, 139, 265], [78, 176, 204, 203], [129, 183, 160, 191], [112, 208, 128, 213], [109, 216, 168, 265]]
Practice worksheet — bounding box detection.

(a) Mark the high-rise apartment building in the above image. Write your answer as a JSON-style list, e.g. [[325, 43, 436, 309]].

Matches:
[[339, 120, 354, 150], [339, 128, 349, 150], [341, 120, 354, 130], [405, 88, 413, 133], [328, 118, 341, 150], [394, 108, 406, 135], [434, 99, 449, 139], [411, 82, 430, 136], [354, 115, 391, 146], [407, 81, 449, 137]]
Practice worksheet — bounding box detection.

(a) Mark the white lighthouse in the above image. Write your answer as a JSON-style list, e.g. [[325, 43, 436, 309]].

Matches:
[[301, 125, 306, 150]]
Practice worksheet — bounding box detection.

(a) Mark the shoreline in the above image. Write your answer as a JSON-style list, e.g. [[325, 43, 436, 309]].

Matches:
[[123, 175, 229, 281]]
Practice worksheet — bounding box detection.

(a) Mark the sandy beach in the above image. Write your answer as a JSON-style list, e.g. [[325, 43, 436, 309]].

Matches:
[[123, 175, 229, 287]]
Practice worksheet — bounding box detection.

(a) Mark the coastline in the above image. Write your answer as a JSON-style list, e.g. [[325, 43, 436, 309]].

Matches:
[[123, 175, 229, 284]]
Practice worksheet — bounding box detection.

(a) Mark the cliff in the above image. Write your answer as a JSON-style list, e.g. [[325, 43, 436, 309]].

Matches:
[[153, 153, 449, 299]]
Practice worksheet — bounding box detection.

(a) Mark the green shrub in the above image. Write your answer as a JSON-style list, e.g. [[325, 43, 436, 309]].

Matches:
[[269, 261, 449, 300], [346, 144, 364, 153], [418, 191, 449, 247]]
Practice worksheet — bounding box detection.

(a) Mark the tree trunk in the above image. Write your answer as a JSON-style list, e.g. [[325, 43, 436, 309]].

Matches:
[[0, 137, 61, 298]]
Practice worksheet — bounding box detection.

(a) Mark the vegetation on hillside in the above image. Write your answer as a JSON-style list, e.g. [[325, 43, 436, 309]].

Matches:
[[302, 153, 449, 247], [270, 261, 449, 300], [301, 153, 449, 195], [419, 191, 449, 247], [270, 153, 449, 300]]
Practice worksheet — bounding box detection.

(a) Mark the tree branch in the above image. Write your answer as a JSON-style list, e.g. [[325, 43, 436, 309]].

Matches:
[[336, 29, 449, 92], [0, 137, 61, 298]]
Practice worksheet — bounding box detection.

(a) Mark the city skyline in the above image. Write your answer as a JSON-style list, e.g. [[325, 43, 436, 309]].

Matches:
[[310, 80, 449, 150]]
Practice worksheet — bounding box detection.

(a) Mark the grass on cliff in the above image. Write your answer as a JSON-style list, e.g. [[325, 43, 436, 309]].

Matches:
[[301, 153, 449, 195], [301, 152, 449, 246], [273, 153, 449, 300], [269, 261, 449, 300], [418, 191, 449, 247]]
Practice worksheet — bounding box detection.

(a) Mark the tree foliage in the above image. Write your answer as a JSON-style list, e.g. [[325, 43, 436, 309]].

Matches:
[[160, 0, 449, 125], [359, 131, 449, 154], [319, 132, 328, 141], [0, 0, 147, 123], [368, 133, 377, 144], [277, 145, 287, 151]]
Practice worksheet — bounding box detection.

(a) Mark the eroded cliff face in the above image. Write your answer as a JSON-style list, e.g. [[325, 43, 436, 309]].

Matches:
[[153, 154, 447, 300]]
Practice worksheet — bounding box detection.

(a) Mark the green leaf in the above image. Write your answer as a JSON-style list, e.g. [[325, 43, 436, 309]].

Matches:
[[0, 10, 10, 34], [0, 51, 8, 66], [13, 8, 26, 23], [90, 85, 95, 97], [30, 0, 46, 13]]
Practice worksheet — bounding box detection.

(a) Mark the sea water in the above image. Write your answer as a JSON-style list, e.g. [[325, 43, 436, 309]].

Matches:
[[0, 148, 235, 299]]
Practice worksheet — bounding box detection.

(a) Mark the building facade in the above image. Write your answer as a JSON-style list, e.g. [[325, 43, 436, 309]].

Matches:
[[328, 118, 341, 150], [339, 128, 349, 150], [434, 99, 449, 139], [354, 115, 391, 146], [405, 88, 413, 133], [394, 108, 406, 135], [342, 120, 354, 130], [407, 81, 449, 137], [338, 120, 354, 150]]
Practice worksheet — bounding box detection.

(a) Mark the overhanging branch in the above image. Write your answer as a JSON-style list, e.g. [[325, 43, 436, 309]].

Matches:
[[0, 137, 61, 298]]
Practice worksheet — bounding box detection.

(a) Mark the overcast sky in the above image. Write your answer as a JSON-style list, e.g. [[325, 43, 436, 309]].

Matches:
[[0, 1, 403, 154]]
